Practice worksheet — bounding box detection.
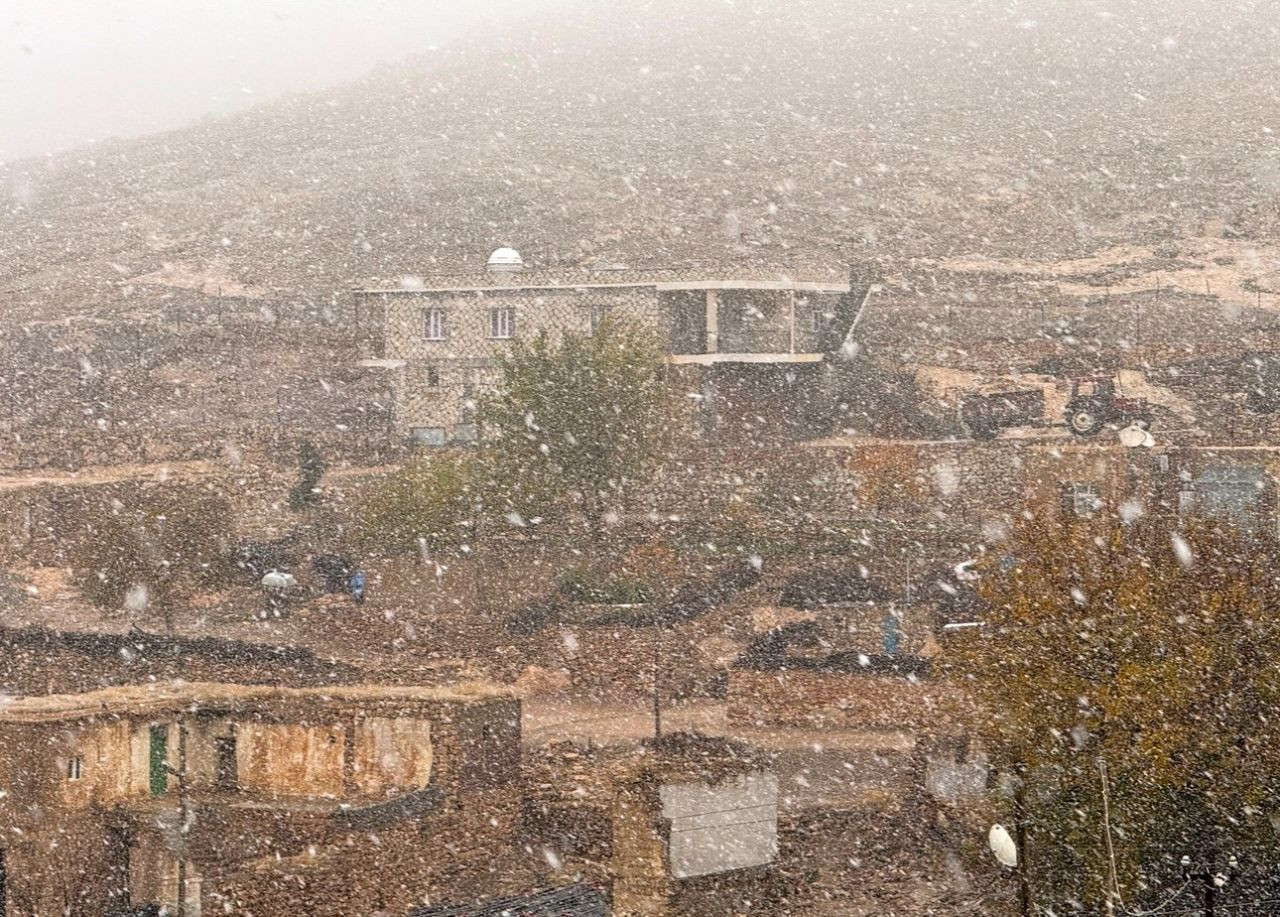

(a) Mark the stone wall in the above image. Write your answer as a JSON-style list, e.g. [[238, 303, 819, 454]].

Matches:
[[725, 669, 973, 732], [0, 627, 360, 697], [379, 285, 661, 436]]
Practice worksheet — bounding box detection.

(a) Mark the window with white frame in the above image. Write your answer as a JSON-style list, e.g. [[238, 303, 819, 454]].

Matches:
[[411, 427, 447, 447], [489, 307, 515, 340], [424, 308, 447, 341], [67, 756, 84, 780]]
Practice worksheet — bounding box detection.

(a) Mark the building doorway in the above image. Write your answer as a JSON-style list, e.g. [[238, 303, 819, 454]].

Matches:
[[214, 736, 238, 791], [149, 725, 168, 797]]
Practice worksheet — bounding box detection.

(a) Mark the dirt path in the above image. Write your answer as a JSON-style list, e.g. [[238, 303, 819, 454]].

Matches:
[[0, 459, 221, 491]]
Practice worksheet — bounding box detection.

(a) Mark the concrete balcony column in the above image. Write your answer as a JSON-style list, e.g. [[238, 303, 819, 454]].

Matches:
[[704, 289, 718, 353], [788, 289, 796, 354]]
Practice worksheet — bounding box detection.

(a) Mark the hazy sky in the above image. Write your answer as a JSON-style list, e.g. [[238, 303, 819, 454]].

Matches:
[[0, 0, 539, 163]]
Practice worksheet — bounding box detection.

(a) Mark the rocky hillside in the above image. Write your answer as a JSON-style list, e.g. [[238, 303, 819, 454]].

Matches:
[[2, 0, 1278, 318]]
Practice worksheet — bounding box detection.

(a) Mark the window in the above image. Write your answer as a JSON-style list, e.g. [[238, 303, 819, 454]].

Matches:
[[66, 756, 83, 781], [1062, 483, 1102, 517], [1178, 484, 1197, 516], [590, 303, 612, 332], [424, 308, 447, 341], [148, 725, 168, 796], [489, 307, 514, 340], [411, 427, 447, 447], [454, 423, 478, 443], [426, 366, 440, 387], [1195, 466, 1265, 533]]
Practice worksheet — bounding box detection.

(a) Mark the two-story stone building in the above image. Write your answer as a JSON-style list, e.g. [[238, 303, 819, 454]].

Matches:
[[0, 681, 521, 917], [356, 251, 865, 446]]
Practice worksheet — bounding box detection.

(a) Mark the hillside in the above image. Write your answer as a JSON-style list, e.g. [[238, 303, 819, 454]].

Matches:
[[1, 0, 1278, 470], [3, 0, 1278, 318]]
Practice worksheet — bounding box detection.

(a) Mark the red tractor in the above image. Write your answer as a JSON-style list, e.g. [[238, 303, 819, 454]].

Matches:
[[1063, 375, 1151, 436]]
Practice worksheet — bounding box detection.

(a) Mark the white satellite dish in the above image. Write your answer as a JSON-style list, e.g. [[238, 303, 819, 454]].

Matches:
[[989, 824, 1019, 868], [1118, 424, 1150, 448]]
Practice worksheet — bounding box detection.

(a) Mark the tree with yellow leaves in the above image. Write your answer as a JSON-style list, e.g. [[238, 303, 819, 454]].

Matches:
[[947, 509, 1280, 914]]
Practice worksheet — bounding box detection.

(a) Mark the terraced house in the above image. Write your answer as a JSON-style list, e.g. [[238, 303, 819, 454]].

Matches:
[[356, 250, 868, 446]]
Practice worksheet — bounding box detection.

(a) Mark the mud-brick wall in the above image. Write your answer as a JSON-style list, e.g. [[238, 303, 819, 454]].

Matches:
[[0, 809, 129, 917], [213, 785, 525, 917], [610, 780, 673, 917], [692, 439, 1031, 533], [0, 719, 162, 812], [725, 669, 972, 732]]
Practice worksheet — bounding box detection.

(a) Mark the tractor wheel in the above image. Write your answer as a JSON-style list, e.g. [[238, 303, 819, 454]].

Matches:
[[1066, 400, 1105, 436]]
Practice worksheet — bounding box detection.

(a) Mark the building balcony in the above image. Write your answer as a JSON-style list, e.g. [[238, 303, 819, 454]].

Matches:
[[661, 282, 853, 365]]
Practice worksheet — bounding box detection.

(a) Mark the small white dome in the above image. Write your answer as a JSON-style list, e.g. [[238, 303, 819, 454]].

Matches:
[[486, 247, 524, 271]]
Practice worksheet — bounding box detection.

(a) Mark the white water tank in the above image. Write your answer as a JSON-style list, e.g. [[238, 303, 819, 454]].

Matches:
[[486, 247, 524, 272]]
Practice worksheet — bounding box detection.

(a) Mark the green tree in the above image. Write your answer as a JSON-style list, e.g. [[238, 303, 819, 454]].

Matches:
[[360, 453, 476, 557], [480, 318, 675, 541], [74, 489, 232, 633], [947, 513, 1280, 913], [288, 440, 328, 510]]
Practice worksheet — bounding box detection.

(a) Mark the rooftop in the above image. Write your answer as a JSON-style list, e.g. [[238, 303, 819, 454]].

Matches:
[[356, 263, 851, 295], [0, 680, 513, 724]]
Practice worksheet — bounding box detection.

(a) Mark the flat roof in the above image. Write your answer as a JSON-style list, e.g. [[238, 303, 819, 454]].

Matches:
[[668, 352, 825, 365], [354, 266, 851, 296], [0, 681, 513, 724]]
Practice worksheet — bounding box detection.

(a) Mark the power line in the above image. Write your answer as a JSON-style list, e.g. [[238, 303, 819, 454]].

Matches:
[[1120, 880, 1189, 917], [669, 817, 775, 835]]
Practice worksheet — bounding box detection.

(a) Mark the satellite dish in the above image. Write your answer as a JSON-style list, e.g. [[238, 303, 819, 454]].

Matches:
[[989, 824, 1019, 868], [1118, 424, 1148, 448]]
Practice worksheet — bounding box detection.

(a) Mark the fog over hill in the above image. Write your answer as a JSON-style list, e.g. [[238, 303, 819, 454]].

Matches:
[[1, 0, 1278, 316]]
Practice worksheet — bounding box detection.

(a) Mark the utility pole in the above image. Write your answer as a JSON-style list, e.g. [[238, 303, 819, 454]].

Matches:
[[1182, 854, 1238, 917], [652, 610, 662, 740], [1099, 760, 1119, 917], [275, 389, 284, 465], [164, 720, 191, 917], [1013, 764, 1032, 917]]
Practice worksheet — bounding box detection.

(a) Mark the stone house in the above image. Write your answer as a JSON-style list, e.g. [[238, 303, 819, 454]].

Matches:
[[355, 252, 862, 446], [524, 735, 787, 917], [0, 681, 521, 917]]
